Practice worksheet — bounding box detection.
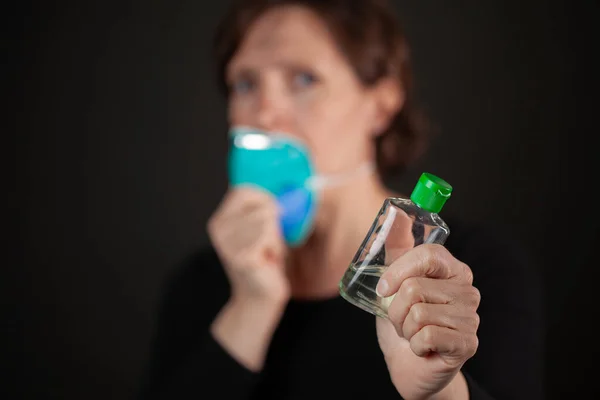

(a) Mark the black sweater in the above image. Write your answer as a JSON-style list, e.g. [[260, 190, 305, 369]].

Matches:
[[138, 220, 544, 399]]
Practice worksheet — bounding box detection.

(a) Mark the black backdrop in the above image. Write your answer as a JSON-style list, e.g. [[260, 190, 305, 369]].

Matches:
[[10, 0, 599, 399]]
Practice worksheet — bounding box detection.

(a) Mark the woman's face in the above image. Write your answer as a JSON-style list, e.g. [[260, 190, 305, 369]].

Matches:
[[227, 6, 390, 175]]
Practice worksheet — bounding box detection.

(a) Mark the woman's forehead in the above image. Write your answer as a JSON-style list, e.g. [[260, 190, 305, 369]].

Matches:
[[227, 6, 343, 74]]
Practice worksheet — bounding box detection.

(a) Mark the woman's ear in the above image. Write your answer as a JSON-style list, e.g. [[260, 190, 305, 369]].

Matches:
[[370, 77, 405, 137]]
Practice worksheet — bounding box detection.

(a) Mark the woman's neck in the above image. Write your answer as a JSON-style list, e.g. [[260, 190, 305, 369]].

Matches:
[[287, 174, 392, 300]]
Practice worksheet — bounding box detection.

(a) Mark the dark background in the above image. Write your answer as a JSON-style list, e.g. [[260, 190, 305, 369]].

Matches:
[[10, 0, 599, 399]]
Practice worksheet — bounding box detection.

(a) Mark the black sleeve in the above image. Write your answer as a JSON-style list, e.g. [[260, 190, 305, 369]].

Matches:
[[137, 248, 260, 399], [447, 223, 545, 399]]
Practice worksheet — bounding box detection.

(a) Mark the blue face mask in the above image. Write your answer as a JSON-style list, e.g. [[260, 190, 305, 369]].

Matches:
[[227, 126, 375, 247]]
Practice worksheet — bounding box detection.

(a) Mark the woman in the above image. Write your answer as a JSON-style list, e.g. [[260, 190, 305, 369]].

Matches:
[[139, 0, 543, 399]]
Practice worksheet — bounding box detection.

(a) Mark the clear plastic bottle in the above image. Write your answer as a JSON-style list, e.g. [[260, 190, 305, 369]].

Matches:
[[339, 172, 453, 318]]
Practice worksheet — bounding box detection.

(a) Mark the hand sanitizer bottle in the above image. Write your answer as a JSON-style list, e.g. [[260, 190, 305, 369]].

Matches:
[[339, 172, 453, 318]]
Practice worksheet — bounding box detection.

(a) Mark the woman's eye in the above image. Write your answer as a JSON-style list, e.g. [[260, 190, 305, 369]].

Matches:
[[231, 79, 255, 95], [293, 72, 317, 88]]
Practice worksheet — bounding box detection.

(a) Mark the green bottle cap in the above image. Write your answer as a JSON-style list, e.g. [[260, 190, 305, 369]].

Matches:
[[410, 172, 453, 213]]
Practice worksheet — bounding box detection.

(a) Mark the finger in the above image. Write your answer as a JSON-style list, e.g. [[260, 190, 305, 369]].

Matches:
[[377, 244, 473, 297], [226, 185, 278, 204], [253, 215, 286, 266], [212, 204, 277, 247], [211, 187, 280, 238], [410, 325, 479, 362], [230, 226, 286, 270], [208, 187, 278, 238], [219, 201, 280, 239], [387, 277, 481, 333], [221, 186, 280, 219], [214, 207, 284, 265], [401, 303, 480, 341], [242, 230, 286, 269]]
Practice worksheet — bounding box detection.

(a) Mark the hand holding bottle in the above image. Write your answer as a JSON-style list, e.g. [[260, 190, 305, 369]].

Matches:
[[340, 173, 480, 399], [375, 244, 481, 400]]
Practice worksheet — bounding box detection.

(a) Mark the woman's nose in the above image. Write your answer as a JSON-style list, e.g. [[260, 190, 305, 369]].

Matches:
[[254, 87, 289, 133]]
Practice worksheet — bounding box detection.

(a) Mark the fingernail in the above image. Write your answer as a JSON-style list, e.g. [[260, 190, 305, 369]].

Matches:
[[376, 278, 389, 297]]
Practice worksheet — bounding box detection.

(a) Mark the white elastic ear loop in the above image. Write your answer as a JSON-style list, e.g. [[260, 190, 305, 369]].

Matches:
[[306, 162, 376, 191]]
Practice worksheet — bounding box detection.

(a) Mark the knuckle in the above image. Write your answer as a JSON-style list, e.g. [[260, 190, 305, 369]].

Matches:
[[472, 313, 481, 329], [223, 188, 243, 205], [387, 300, 403, 324], [421, 325, 436, 347], [422, 244, 451, 276], [207, 215, 219, 233], [465, 334, 479, 357], [232, 186, 253, 197], [462, 263, 474, 284], [410, 303, 428, 325], [266, 193, 280, 208], [207, 220, 221, 244], [469, 286, 481, 307], [418, 246, 437, 270], [232, 186, 267, 205], [428, 244, 449, 263], [251, 186, 276, 204], [465, 313, 480, 332], [401, 278, 423, 302]]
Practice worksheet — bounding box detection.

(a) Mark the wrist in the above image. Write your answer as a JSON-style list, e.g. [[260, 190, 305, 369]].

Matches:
[[210, 295, 287, 372], [428, 371, 469, 400], [229, 292, 289, 315]]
